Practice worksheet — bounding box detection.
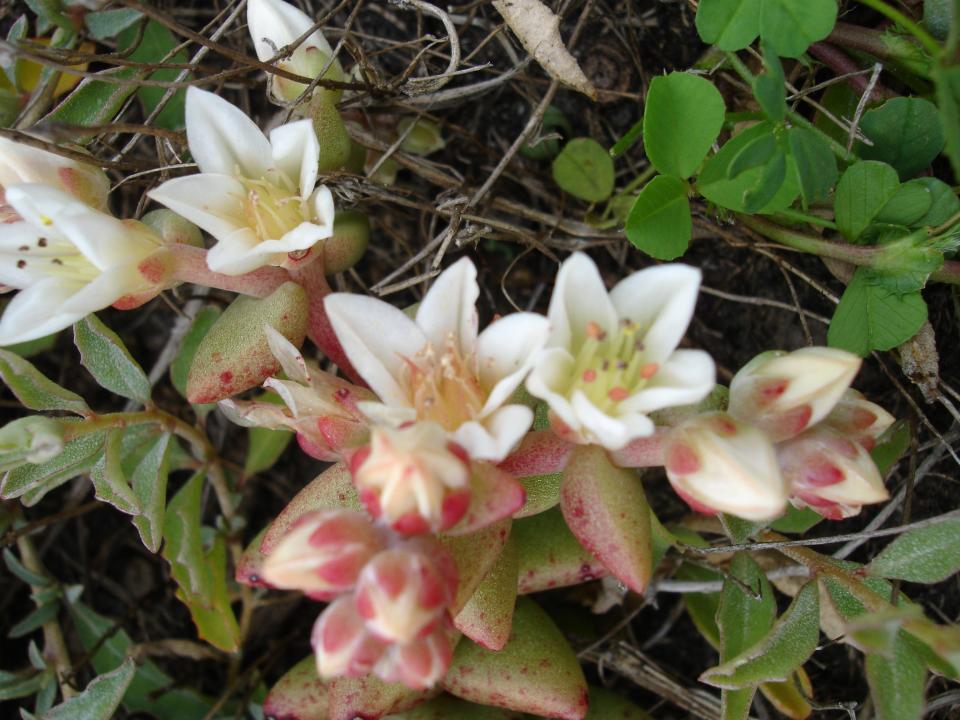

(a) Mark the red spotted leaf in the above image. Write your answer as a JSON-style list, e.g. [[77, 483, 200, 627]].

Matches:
[[442, 520, 512, 615], [560, 445, 652, 594], [455, 533, 519, 650], [262, 655, 328, 720], [514, 507, 605, 594], [443, 597, 588, 720], [445, 463, 525, 536]]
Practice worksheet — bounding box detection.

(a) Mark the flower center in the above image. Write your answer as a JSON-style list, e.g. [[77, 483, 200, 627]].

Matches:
[[402, 334, 486, 431], [13, 231, 99, 285], [567, 319, 659, 412], [238, 172, 309, 242]]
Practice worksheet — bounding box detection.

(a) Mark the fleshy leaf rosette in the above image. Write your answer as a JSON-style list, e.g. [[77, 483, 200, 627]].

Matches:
[[527, 252, 715, 451]]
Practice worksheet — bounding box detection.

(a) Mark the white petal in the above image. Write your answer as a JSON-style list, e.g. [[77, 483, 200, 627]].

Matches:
[[358, 401, 416, 426], [0, 278, 86, 344], [270, 119, 320, 195], [548, 252, 617, 350], [0, 222, 48, 287], [49, 205, 157, 270], [414, 257, 479, 354], [325, 293, 426, 406], [525, 347, 580, 431], [206, 227, 270, 275], [620, 349, 716, 414], [148, 174, 247, 241], [185, 87, 272, 178], [310, 186, 335, 228], [476, 312, 549, 416], [4, 184, 77, 236], [571, 391, 655, 450], [449, 404, 533, 461], [264, 324, 310, 383], [0, 136, 68, 188], [247, 0, 333, 62], [609, 264, 701, 364]]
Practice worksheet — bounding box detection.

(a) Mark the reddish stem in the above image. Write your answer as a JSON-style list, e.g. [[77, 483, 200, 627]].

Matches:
[[286, 254, 365, 385], [169, 244, 291, 297], [808, 42, 893, 98]]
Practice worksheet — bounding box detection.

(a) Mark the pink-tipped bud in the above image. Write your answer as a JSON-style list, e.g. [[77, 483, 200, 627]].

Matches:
[[311, 596, 387, 679], [260, 509, 386, 599], [821, 389, 896, 451], [373, 622, 456, 690], [353, 540, 458, 644], [350, 422, 472, 534], [778, 425, 889, 520], [664, 412, 788, 521], [729, 347, 861, 442]]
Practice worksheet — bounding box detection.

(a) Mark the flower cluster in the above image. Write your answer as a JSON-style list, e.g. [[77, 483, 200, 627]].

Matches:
[[261, 509, 458, 688], [665, 348, 894, 520]]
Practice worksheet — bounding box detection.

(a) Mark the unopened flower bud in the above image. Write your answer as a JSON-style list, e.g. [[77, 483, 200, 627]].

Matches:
[[261, 509, 385, 599], [353, 540, 458, 644], [141, 209, 204, 248], [0, 416, 65, 471], [729, 347, 861, 442], [778, 425, 889, 520], [821, 389, 895, 451], [350, 422, 472, 534], [311, 596, 387, 679], [664, 412, 788, 521], [373, 623, 456, 690]]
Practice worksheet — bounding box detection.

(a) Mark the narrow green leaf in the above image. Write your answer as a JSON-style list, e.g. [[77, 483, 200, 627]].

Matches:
[[827, 268, 928, 356], [609, 117, 644, 158], [834, 161, 900, 242], [701, 580, 820, 689], [69, 601, 217, 719], [74, 316, 150, 404], [1, 430, 105, 504], [0, 671, 48, 701], [116, 20, 189, 130], [625, 175, 692, 260], [163, 470, 211, 597], [860, 97, 945, 179], [130, 433, 172, 553], [867, 518, 960, 583], [8, 600, 60, 638], [866, 634, 926, 720], [787, 126, 838, 207], [244, 427, 293, 476], [89, 430, 140, 516], [173, 535, 241, 652], [552, 138, 615, 203], [84, 9, 143, 39], [717, 554, 775, 719], [643, 72, 726, 179], [170, 306, 220, 406], [695, 0, 761, 51], [3, 548, 50, 587], [41, 658, 135, 720], [0, 350, 89, 415], [43, 66, 139, 132], [759, 0, 837, 58]]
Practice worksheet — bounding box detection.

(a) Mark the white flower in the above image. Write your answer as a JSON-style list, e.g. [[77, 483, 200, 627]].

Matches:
[[526, 252, 715, 451], [324, 257, 550, 462], [247, 0, 345, 102], [147, 87, 335, 275], [0, 136, 109, 211], [0, 184, 166, 345]]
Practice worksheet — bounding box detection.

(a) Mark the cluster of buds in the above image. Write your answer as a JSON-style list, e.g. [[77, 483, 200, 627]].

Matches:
[[261, 510, 459, 688], [664, 348, 894, 521]]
